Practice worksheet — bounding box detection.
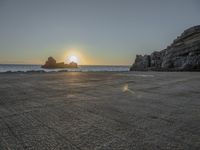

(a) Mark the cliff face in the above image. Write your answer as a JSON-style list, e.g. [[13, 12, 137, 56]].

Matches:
[[130, 25, 200, 71]]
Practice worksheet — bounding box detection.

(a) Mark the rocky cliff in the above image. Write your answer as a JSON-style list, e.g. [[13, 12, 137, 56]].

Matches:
[[130, 25, 200, 71]]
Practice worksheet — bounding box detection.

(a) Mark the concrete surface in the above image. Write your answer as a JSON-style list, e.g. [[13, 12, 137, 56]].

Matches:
[[0, 72, 199, 150]]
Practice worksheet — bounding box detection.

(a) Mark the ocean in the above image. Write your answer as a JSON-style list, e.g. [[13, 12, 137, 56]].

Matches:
[[0, 64, 130, 72]]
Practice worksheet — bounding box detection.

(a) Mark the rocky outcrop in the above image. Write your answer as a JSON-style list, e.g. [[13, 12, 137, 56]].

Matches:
[[42, 57, 78, 69], [130, 25, 200, 71], [42, 57, 57, 68]]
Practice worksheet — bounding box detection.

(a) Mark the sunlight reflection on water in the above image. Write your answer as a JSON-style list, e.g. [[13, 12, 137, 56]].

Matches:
[[122, 84, 135, 94]]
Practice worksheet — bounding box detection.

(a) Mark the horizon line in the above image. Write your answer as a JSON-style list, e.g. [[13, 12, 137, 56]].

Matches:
[[0, 63, 131, 66]]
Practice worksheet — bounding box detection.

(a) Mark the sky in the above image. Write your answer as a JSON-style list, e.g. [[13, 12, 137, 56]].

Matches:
[[0, 0, 200, 65]]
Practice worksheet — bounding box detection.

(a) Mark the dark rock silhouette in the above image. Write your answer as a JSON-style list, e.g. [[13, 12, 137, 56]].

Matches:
[[42, 57, 78, 69], [43, 57, 57, 68], [130, 25, 200, 71]]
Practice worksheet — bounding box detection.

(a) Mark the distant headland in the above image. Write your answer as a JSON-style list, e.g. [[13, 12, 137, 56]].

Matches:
[[41, 57, 78, 69], [130, 25, 200, 71]]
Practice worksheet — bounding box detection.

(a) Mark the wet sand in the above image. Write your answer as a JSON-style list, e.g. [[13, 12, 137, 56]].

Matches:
[[0, 72, 199, 150]]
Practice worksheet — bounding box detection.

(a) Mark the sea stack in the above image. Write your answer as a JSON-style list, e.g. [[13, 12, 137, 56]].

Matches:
[[42, 57, 78, 69], [130, 25, 200, 71]]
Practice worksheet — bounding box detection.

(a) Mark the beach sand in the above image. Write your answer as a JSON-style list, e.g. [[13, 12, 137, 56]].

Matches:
[[0, 72, 199, 150]]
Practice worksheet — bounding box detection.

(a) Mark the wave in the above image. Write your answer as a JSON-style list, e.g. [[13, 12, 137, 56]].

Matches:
[[0, 64, 130, 73]]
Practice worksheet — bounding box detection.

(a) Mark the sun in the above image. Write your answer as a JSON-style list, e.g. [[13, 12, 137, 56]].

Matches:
[[68, 55, 79, 63]]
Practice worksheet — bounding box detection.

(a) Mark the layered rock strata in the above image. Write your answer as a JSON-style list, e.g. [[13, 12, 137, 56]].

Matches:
[[130, 25, 200, 71]]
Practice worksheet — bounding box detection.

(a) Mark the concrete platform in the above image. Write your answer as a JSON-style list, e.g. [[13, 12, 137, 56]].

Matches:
[[0, 72, 199, 150]]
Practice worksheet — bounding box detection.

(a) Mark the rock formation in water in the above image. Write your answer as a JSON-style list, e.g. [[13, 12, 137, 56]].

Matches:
[[130, 25, 200, 71], [42, 57, 78, 69]]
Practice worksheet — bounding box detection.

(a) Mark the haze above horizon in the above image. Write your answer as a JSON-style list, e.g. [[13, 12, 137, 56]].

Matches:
[[0, 0, 200, 65]]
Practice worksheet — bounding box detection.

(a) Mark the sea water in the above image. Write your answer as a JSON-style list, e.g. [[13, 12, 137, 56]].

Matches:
[[0, 64, 130, 72]]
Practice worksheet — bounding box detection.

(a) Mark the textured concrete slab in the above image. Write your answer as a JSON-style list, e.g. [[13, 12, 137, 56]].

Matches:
[[0, 72, 200, 150]]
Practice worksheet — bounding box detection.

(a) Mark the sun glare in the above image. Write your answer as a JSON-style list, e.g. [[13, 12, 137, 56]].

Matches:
[[64, 48, 85, 64], [68, 55, 78, 63]]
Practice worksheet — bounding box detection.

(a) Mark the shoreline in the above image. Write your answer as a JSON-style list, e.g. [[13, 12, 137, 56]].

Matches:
[[0, 70, 131, 74], [0, 65, 130, 73], [1, 69, 200, 74]]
